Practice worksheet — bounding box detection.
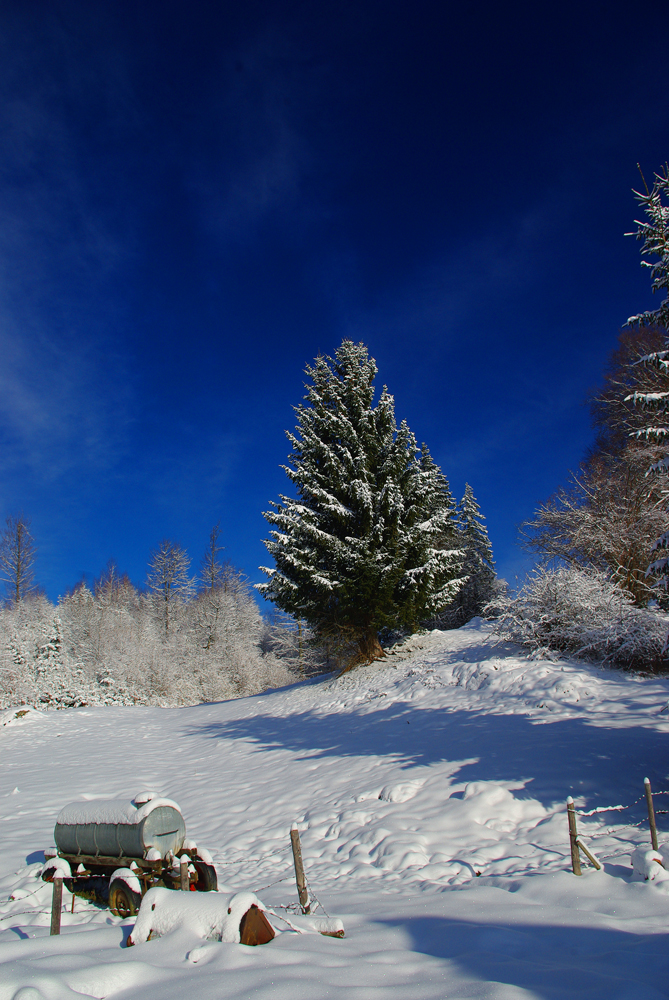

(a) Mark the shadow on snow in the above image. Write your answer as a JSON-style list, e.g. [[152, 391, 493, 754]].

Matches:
[[380, 913, 669, 1000], [184, 703, 669, 814]]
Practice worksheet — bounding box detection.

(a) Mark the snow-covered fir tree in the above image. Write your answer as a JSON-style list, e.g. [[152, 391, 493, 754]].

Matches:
[[454, 483, 496, 621], [425, 483, 496, 628], [34, 614, 90, 708], [257, 340, 465, 666]]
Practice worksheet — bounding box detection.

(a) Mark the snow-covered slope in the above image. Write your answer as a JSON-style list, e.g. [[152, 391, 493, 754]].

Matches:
[[2, 620, 669, 999]]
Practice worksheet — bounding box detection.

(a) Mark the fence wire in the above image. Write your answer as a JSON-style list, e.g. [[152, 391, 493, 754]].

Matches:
[[570, 785, 669, 856]]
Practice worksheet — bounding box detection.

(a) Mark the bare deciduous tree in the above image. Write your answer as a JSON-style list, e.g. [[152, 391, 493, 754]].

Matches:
[[523, 327, 669, 606], [200, 523, 224, 592], [522, 448, 666, 606], [0, 513, 37, 605], [489, 565, 666, 670], [94, 560, 138, 609], [146, 540, 194, 636]]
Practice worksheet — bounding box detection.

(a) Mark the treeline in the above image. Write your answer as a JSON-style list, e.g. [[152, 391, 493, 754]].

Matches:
[[0, 524, 322, 710], [0, 473, 498, 709]]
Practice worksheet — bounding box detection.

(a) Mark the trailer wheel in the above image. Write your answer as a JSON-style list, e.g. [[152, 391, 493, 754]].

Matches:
[[109, 878, 142, 918], [191, 860, 217, 892]]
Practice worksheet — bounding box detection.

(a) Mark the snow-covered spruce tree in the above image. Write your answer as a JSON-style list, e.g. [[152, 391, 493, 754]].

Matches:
[[257, 340, 465, 666], [450, 484, 496, 623], [34, 613, 91, 708], [423, 483, 496, 628]]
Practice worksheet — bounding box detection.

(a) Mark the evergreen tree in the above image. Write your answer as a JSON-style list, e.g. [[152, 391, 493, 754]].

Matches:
[[258, 340, 464, 665], [627, 164, 669, 330], [455, 484, 496, 620], [34, 614, 89, 708]]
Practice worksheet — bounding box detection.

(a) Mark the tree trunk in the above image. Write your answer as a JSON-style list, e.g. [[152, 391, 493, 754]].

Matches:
[[359, 628, 384, 662], [341, 627, 384, 673]]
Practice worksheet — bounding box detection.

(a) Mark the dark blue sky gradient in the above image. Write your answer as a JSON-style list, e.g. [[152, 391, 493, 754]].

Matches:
[[1, 0, 669, 600]]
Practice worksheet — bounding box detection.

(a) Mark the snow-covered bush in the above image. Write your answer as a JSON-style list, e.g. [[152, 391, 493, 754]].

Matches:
[[488, 566, 667, 669], [259, 611, 335, 676]]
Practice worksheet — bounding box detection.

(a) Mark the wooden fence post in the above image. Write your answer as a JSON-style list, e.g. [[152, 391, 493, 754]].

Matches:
[[180, 856, 189, 891], [575, 837, 601, 871], [290, 824, 311, 914], [50, 877, 63, 935], [645, 777, 659, 852], [567, 797, 582, 876]]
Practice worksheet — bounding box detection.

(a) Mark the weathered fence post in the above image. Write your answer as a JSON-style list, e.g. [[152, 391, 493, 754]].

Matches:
[[50, 877, 63, 935], [180, 855, 189, 891], [567, 797, 582, 876], [645, 777, 659, 852], [575, 837, 601, 871], [290, 824, 311, 914]]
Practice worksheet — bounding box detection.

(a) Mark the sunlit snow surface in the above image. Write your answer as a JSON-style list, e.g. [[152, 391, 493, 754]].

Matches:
[[3, 619, 669, 999]]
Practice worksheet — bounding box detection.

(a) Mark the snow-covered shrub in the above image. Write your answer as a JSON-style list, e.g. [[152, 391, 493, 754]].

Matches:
[[259, 612, 333, 676], [488, 566, 667, 669]]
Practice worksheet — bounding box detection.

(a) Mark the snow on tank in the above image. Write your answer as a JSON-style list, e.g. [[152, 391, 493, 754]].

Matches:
[[54, 791, 186, 860]]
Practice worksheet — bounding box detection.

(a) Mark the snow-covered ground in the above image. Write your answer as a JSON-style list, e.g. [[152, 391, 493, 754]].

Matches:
[[2, 619, 669, 999]]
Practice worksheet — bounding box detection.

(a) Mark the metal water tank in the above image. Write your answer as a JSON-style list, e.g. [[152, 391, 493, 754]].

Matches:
[[54, 793, 186, 860]]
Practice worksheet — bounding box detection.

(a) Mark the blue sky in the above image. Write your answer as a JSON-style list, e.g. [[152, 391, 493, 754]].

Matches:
[[2, 0, 669, 600]]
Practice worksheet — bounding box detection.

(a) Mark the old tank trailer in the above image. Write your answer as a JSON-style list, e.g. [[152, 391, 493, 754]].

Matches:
[[42, 791, 217, 918]]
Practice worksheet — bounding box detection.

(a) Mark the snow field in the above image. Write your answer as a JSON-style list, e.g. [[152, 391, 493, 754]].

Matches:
[[2, 620, 669, 998]]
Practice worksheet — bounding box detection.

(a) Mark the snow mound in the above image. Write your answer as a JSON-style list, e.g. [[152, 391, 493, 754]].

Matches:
[[378, 780, 424, 803], [128, 887, 268, 945], [631, 846, 669, 881], [0, 707, 39, 727]]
